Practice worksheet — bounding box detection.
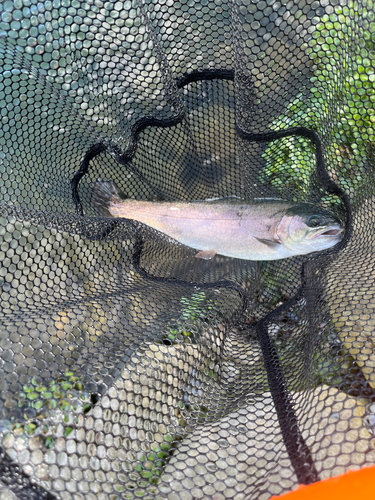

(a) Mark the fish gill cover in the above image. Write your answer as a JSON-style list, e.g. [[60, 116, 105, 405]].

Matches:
[[0, 0, 374, 499]]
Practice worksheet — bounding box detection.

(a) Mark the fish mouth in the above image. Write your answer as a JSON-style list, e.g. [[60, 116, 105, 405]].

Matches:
[[313, 226, 343, 238], [321, 229, 342, 236]]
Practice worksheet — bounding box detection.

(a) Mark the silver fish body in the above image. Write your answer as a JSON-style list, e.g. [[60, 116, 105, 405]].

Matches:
[[91, 181, 343, 261]]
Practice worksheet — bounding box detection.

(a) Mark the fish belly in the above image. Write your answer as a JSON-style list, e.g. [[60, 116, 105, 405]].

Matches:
[[109, 199, 294, 260]]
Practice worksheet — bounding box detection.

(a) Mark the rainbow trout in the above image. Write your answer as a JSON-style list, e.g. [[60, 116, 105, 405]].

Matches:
[[91, 181, 343, 261]]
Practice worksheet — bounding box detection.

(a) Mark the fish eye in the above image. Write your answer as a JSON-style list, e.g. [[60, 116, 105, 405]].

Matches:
[[307, 216, 322, 228]]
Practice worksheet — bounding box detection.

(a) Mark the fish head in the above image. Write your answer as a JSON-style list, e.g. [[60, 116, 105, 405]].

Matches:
[[276, 204, 344, 255]]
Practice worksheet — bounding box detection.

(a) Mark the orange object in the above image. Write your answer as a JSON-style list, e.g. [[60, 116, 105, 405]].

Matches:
[[270, 465, 375, 499]]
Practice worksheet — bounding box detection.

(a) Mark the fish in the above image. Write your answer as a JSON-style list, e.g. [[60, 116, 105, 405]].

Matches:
[[91, 180, 343, 261]]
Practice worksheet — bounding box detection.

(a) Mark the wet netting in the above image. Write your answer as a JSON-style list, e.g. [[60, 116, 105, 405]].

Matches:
[[0, 0, 375, 498]]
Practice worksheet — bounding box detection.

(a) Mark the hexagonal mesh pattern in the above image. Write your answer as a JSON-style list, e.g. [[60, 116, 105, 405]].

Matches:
[[0, 0, 375, 499]]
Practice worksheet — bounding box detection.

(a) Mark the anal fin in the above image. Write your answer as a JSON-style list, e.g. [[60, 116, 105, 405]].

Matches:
[[195, 249, 217, 260]]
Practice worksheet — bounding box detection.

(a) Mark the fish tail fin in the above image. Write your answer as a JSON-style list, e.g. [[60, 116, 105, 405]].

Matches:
[[90, 180, 126, 218]]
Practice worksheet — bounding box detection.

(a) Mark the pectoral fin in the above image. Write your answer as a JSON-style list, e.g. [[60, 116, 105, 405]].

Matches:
[[255, 237, 281, 249], [195, 250, 217, 260]]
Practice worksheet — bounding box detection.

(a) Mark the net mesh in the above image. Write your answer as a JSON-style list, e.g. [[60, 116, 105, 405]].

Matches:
[[0, 0, 375, 498]]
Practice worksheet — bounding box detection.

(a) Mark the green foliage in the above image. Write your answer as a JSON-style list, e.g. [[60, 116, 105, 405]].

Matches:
[[260, 7, 375, 199], [18, 372, 88, 417], [11, 371, 92, 447], [133, 435, 177, 486], [274, 318, 362, 392], [166, 291, 213, 343], [259, 106, 317, 198], [311, 325, 363, 391]]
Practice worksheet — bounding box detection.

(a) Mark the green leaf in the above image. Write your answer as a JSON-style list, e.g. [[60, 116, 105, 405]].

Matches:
[[83, 403, 92, 414], [59, 400, 70, 411], [45, 400, 57, 409], [149, 476, 160, 484], [140, 470, 152, 478], [64, 427, 73, 437], [25, 423, 37, 435], [44, 436, 54, 449], [26, 392, 38, 400]]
